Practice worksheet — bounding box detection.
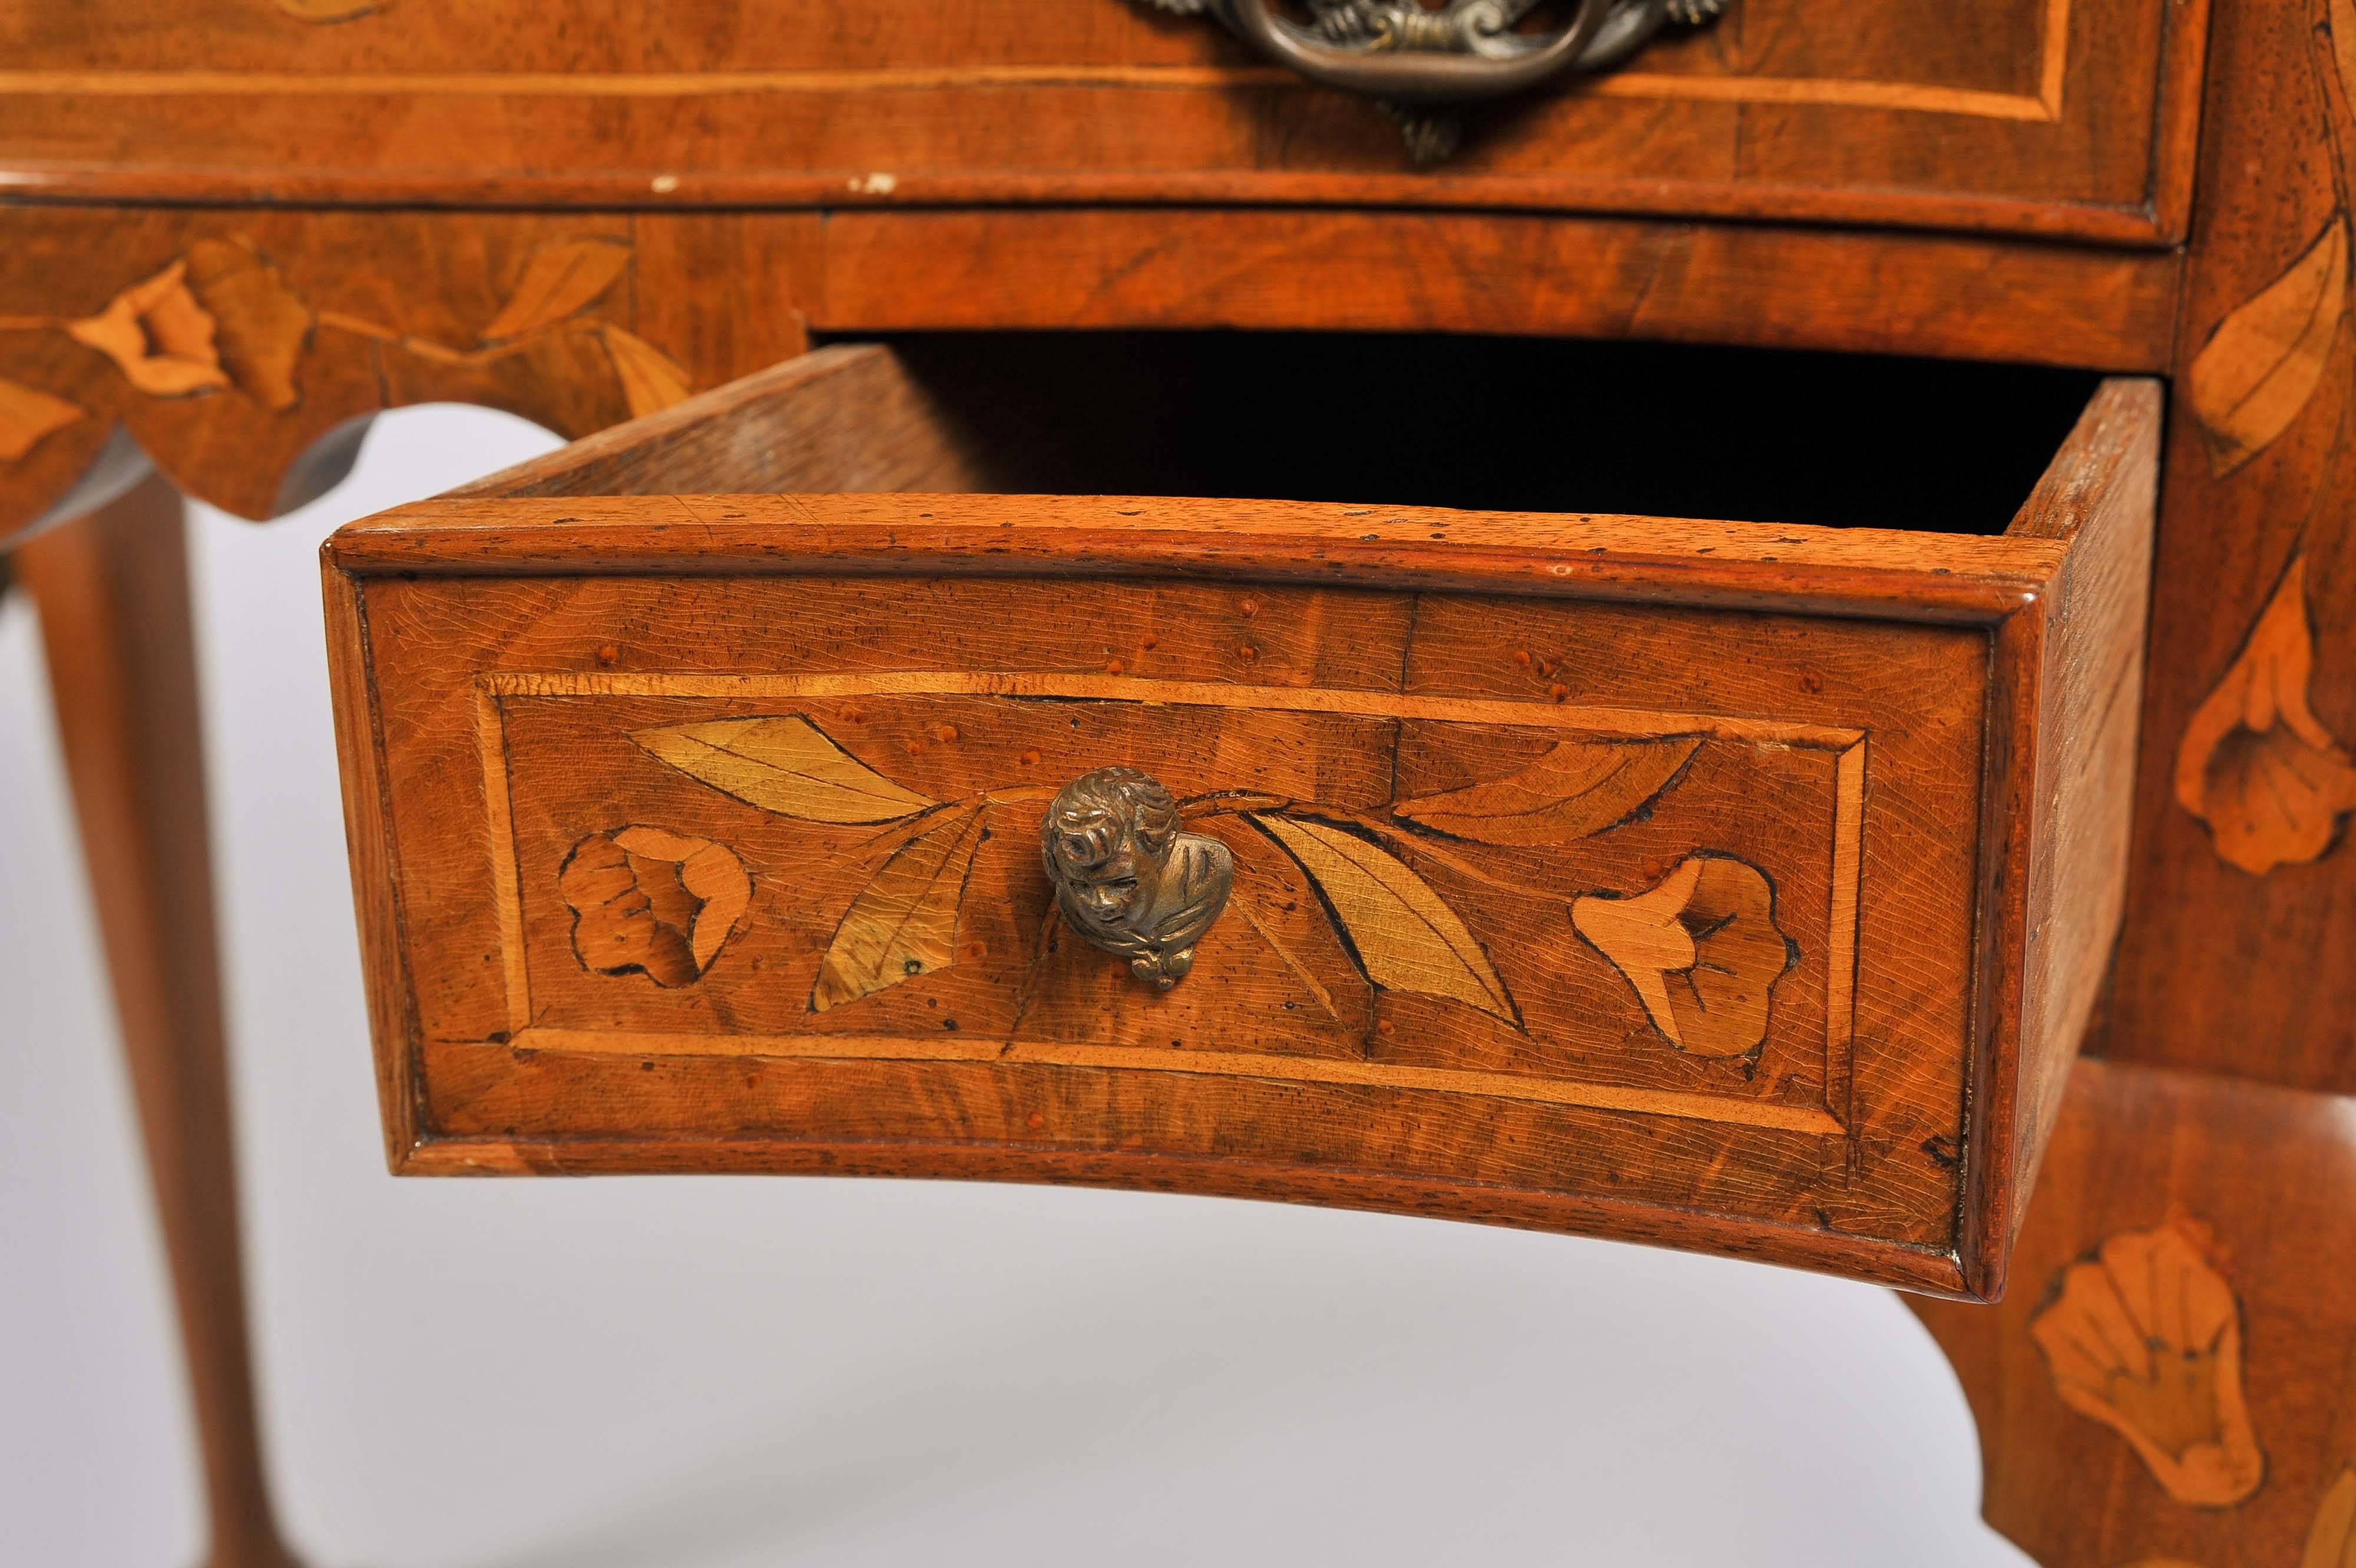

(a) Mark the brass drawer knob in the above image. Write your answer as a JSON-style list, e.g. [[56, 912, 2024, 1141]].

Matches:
[[1141, 0, 1728, 163], [1042, 766, 1235, 989]]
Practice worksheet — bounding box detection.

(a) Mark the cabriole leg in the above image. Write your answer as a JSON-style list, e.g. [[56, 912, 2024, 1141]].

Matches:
[[14, 474, 302, 1568]]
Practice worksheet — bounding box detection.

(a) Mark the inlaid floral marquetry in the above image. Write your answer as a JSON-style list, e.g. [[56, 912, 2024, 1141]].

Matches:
[[2113, 1463, 2356, 1567], [65, 256, 241, 399], [0, 376, 83, 465], [1573, 855, 1798, 1058], [2031, 1216, 2265, 1508], [558, 825, 751, 988], [2308, 1467, 2356, 1568], [606, 708, 1799, 1056], [2177, 556, 2356, 875], [458, 651, 1866, 1143], [331, 457, 2148, 1291], [0, 219, 707, 535], [2159, 1, 2356, 888], [2185, 217, 2348, 478], [1390, 736, 1702, 844], [1, 234, 689, 448]]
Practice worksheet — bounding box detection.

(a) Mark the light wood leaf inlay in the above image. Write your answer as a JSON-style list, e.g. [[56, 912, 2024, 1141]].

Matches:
[[0, 376, 85, 463], [1392, 735, 1703, 844], [184, 238, 313, 412], [813, 803, 989, 1013], [2309, 1466, 2356, 1568], [1203, 816, 1352, 1021], [2176, 556, 2356, 874], [2030, 1217, 2264, 1507], [558, 826, 751, 988], [481, 238, 633, 342], [631, 716, 940, 824], [2109, 1463, 2356, 1568], [273, 0, 382, 18], [601, 325, 694, 418], [2334, 0, 2356, 124], [66, 258, 230, 396], [2186, 217, 2349, 476], [1252, 813, 1516, 1023], [1572, 854, 1795, 1057]]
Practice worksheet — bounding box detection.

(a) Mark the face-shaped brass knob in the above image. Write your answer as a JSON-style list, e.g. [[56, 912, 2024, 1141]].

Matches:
[[1040, 766, 1234, 988]]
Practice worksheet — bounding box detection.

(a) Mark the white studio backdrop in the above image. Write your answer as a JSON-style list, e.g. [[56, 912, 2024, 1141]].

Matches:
[[0, 403, 2033, 1568]]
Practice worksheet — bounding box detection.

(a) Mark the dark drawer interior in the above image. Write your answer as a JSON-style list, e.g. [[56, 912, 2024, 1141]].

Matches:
[[820, 330, 2105, 535]]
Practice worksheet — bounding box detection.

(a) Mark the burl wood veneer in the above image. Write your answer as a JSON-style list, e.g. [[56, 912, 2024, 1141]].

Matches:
[[320, 355, 2159, 1302], [0, 0, 2207, 242]]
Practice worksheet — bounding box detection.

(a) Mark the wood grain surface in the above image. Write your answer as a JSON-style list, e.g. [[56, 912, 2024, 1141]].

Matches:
[[342, 561, 1977, 1292], [810, 207, 2185, 365], [14, 2, 2356, 1554], [0, 202, 2182, 548], [16, 477, 304, 1568], [2103, 0, 2356, 1094], [1911, 1056, 2356, 1567], [322, 373, 2156, 1297], [449, 343, 989, 501], [0, 0, 2208, 244], [1971, 378, 2160, 1283], [0, 206, 817, 541]]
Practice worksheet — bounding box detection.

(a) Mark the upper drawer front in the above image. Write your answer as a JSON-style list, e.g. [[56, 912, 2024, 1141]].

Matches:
[[1, 0, 2201, 243]]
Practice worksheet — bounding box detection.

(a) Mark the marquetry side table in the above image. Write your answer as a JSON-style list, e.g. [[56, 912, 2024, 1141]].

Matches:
[[5, 1, 2355, 1564]]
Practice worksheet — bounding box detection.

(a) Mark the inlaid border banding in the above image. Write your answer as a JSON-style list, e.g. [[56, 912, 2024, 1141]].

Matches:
[[470, 669, 1868, 1137], [0, 0, 2076, 124]]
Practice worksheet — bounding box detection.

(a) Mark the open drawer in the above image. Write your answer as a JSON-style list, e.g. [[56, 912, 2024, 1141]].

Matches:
[[323, 338, 2158, 1301]]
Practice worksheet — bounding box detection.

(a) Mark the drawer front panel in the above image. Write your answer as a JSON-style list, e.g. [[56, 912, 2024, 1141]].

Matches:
[[0, 0, 2201, 243], [354, 567, 1982, 1282]]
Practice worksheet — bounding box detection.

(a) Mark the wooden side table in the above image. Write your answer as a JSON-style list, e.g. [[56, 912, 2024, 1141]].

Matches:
[[4, 1, 2353, 1562]]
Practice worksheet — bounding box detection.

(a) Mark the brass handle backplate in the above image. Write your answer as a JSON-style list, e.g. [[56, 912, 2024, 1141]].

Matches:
[[1140, 0, 1727, 163], [1041, 766, 1235, 990]]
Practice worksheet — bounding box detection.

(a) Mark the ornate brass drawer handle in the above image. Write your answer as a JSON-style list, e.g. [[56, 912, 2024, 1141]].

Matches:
[[1141, 0, 1728, 163], [1042, 766, 1235, 988]]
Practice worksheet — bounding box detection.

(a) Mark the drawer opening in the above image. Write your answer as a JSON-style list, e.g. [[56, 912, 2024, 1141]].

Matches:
[[820, 330, 2105, 536]]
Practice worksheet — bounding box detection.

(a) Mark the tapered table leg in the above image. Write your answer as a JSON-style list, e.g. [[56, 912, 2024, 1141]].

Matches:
[[14, 475, 303, 1568]]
